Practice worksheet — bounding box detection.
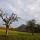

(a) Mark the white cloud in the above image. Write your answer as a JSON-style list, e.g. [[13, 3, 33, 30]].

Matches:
[[0, 0, 40, 27]]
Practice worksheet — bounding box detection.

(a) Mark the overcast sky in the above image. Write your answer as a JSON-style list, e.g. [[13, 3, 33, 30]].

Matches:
[[0, 0, 40, 28]]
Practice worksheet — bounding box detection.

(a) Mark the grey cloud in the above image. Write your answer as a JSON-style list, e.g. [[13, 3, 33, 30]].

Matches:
[[0, 0, 40, 27]]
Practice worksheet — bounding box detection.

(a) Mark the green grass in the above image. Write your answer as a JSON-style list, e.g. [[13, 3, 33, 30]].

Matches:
[[0, 29, 40, 40]]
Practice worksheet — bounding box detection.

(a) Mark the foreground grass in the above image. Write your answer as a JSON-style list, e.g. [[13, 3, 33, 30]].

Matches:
[[0, 29, 40, 40]]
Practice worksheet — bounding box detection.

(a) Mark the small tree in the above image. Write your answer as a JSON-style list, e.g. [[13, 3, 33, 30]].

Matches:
[[37, 24, 40, 32], [27, 19, 36, 35], [0, 8, 18, 35]]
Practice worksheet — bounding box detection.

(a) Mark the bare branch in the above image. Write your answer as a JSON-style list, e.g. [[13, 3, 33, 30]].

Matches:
[[0, 8, 4, 19], [0, 8, 19, 35], [8, 13, 18, 25]]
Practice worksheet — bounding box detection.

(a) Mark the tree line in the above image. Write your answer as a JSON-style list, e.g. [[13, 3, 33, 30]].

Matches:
[[16, 19, 40, 35], [26, 19, 40, 35]]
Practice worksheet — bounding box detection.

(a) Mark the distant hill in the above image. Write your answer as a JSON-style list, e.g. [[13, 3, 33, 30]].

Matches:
[[16, 24, 40, 33], [16, 24, 27, 32]]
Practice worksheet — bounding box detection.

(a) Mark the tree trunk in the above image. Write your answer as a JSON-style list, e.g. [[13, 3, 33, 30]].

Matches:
[[32, 32, 33, 35], [32, 28, 34, 35], [6, 25, 9, 35]]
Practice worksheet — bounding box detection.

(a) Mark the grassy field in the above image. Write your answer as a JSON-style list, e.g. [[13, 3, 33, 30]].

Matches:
[[0, 29, 40, 40]]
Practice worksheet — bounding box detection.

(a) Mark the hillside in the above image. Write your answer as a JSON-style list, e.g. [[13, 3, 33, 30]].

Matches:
[[16, 24, 27, 32]]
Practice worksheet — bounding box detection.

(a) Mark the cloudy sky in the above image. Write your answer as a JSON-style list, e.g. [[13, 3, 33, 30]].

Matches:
[[0, 0, 40, 28]]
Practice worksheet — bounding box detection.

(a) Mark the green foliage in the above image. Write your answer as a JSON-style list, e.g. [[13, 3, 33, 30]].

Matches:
[[27, 19, 36, 35]]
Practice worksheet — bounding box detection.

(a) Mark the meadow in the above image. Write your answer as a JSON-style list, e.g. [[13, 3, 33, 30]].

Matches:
[[0, 29, 40, 40]]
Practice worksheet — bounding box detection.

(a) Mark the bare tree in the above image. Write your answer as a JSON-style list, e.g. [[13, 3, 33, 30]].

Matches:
[[0, 8, 18, 35]]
